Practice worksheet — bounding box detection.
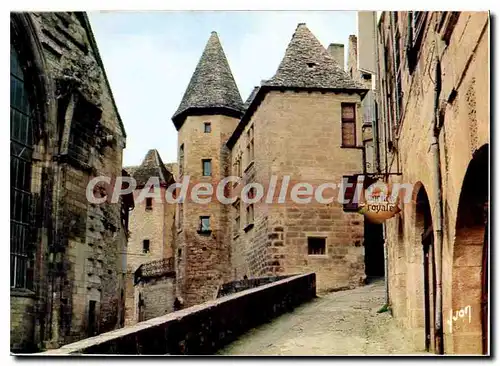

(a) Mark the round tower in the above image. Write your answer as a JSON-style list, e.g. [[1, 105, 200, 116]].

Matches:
[[171, 31, 244, 306]]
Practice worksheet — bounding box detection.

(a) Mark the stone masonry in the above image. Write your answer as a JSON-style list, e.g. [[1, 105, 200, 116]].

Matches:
[[123, 149, 176, 325], [171, 23, 369, 305], [375, 11, 489, 354], [10, 12, 131, 352]]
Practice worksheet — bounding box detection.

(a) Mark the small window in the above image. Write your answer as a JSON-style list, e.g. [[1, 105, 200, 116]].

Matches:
[[342, 175, 359, 212], [308, 237, 326, 255], [200, 216, 210, 233], [246, 125, 254, 165], [202, 159, 212, 176], [341, 103, 356, 147], [145, 197, 153, 210], [179, 144, 184, 176], [204, 122, 211, 133], [177, 203, 183, 229], [177, 248, 182, 258], [143, 239, 150, 253], [233, 200, 240, 234], [246, 204, 254, 226]]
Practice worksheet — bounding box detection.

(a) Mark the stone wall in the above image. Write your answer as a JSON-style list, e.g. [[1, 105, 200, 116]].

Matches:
[[176, 114, 239, 307], [376, 11, 489, 354], [125, 187, 175, 325], [134, 273, 176, 323], [230, 90, 366, 292], [10, 12, 128, 352], [40, 273, 316, 355]]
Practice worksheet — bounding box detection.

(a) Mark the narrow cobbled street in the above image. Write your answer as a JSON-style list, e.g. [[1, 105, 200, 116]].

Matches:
[[219, 279, 426, 355]]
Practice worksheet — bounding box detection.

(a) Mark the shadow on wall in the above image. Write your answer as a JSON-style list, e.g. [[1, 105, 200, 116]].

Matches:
[[38, 273, 316, 355]]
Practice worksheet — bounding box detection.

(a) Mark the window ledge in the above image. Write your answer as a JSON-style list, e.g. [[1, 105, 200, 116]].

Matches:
[[340, 145, 363, 149], [11, 287, 36, 298], [307, 254, 329, 258], [197, 230, 212, 236], [244, 160, 255, 173], [243, 223, 254, 232]]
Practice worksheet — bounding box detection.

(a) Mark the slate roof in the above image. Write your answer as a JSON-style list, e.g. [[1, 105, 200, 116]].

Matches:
[[227, 23, 367, 149], [263, 23, 365, 90], [172, 31, 244, 128], [243, 86, 260, 110], [126, 149, 174, 187]]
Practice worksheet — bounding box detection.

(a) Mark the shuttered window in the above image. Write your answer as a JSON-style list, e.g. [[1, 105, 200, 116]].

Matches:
[[341, 103, 356, 147]]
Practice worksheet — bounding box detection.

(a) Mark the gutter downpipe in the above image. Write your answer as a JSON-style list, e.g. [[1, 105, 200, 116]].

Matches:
[[430, 52, 444, 354], [373, 11, 381, 174], [376, 13, 389, 307]]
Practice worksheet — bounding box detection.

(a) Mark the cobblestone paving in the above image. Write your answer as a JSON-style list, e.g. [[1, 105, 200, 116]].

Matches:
[[219, 279, 427, 355]]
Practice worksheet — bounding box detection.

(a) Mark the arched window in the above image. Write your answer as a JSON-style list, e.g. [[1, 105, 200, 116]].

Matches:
[[10, 45, 34, 289]]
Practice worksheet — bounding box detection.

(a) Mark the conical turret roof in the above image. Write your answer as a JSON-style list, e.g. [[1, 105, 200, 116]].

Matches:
[[127, 149, 174, 187], [172, 31, 244, 128], [263, 23, 365, 90]]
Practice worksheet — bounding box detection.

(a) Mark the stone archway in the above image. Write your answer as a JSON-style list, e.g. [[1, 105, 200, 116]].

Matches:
[[408, 185, 435, 352], [451, 144, 489, 354], [404, 183, 434, 351]]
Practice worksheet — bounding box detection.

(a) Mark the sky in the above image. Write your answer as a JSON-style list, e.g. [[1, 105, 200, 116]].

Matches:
[[88, 11, 357, 167]]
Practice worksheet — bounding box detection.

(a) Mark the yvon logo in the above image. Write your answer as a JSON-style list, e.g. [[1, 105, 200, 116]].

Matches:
[[447, 305, 472, 333]]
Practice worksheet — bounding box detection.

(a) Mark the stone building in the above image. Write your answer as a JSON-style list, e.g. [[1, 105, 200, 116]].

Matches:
[[172, 24, 369, 307], [123, 149, 176, 325], [374, 11, 489, 354], [10, 12, 132, 352], [172, 31, 244, 307]]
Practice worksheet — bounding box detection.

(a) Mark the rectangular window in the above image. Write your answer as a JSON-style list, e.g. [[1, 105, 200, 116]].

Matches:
[[179, 144, 184, 176], [412, 11, 426, 46], [233, 200, 240, 234], [204, 122, 211, 133], [341, 103, 356, 147], [408, 11, 428, 73], [246, 204, 254, 226], [342, 175, 359, 212], [308, 237, 326, 255], [202, 159, 212, 176], [439, 12, 460, 45], [200, 216, 210, 232], [143, 239, 150, 253], [177, 203, 183, 229], [145, 197, 153, 211], [246, 125, 254, 164]]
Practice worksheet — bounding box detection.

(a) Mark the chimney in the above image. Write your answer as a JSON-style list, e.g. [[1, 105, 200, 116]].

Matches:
[[327, 43, 345, 70]]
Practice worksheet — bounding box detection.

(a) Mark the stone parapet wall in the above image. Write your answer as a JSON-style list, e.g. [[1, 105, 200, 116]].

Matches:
[[39, 273, 316, 355]]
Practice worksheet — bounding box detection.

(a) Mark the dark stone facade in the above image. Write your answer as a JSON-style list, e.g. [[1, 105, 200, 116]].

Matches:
[[10, 12, 130, 353]]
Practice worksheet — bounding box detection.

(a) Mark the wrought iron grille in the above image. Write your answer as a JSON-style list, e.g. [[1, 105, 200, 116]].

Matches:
[[10, 46, 34, 289], [134, 257, 175, 284]]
